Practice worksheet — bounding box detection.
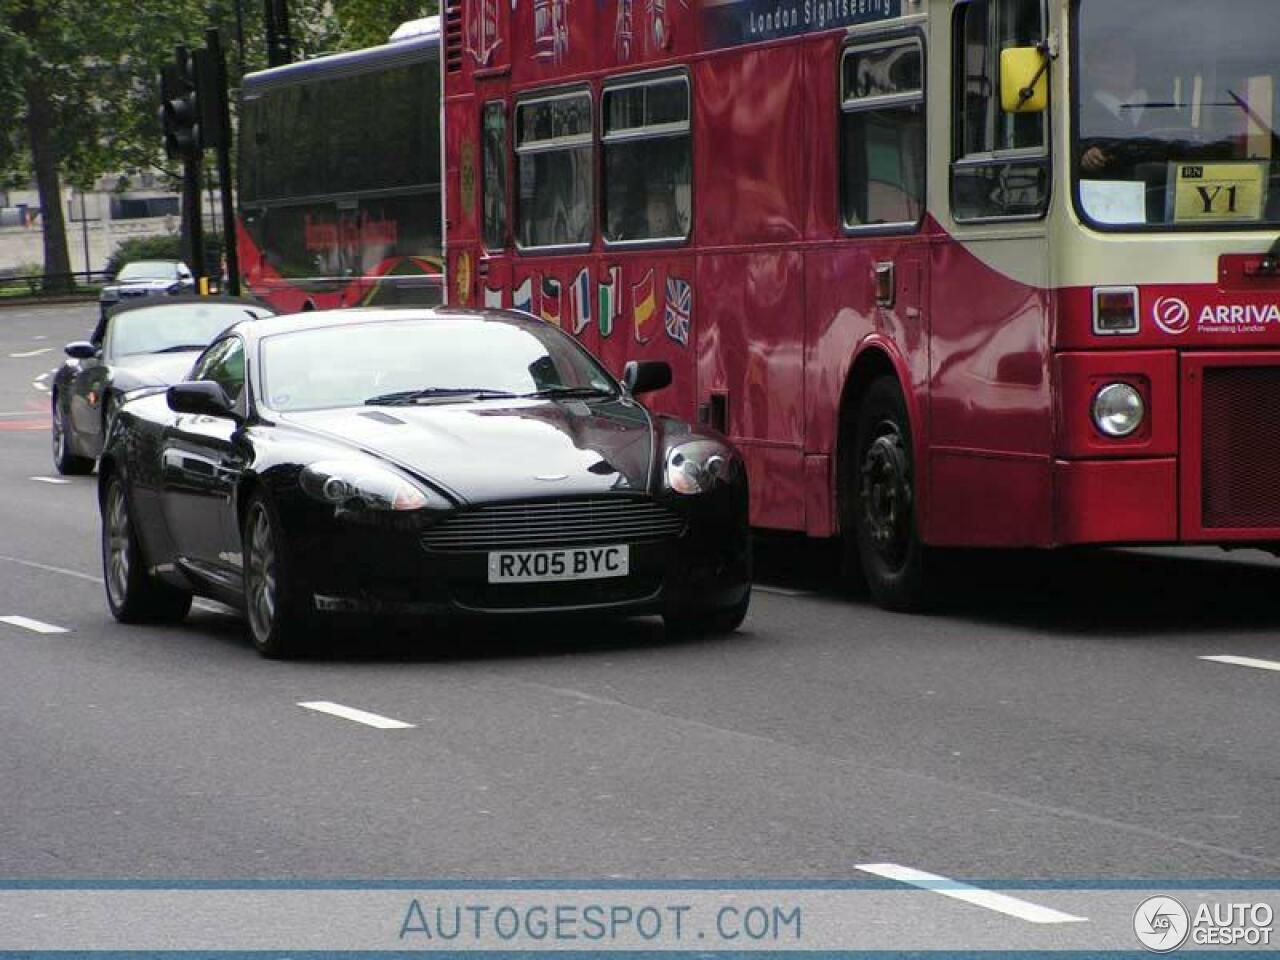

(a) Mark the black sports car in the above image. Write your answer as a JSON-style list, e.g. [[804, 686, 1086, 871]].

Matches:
[[98, 308, 751, 656], [51, 297, 274, 474]]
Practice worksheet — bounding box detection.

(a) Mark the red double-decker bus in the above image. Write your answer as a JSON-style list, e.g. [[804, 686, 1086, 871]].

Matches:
[[442, 0, 1280, 608]]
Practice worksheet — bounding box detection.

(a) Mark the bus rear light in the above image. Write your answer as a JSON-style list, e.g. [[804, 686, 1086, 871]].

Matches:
[[1092, 286, 1140, 335]]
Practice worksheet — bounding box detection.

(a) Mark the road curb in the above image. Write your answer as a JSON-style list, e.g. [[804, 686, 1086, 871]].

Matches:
[[0, 295, 97, 310]]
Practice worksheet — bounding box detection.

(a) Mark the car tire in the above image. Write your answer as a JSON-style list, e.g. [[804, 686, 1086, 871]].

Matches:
[[850, 376, 933, 612], [664, 588, 751, 637], [101, 473, 192, 624], [242, 493, 312, 659], [52, 395, 94, 476]]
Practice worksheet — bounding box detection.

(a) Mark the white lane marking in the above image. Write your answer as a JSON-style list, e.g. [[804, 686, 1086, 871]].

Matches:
[[9, 348, 51, 358], [30, 476, 72, 485], [297, 701, 415, 730], [755, 584, 812, 598], [854, 863, 1088, 925], [0, 555, 101, 584], [0, 410, 45, 418], [1200, 655, 1280, 674], [0, 615, 69, 635]]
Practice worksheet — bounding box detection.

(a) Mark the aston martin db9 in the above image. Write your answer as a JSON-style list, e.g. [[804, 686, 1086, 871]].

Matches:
[[98, 308, 751, 657]]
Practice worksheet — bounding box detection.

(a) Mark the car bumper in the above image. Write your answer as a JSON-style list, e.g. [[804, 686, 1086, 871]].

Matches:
[[284, 491, 750, 620]]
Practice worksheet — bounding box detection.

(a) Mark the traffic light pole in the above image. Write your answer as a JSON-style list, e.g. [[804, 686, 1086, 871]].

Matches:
[[182, 145, 205, 282], [204, 28, 240, 295]]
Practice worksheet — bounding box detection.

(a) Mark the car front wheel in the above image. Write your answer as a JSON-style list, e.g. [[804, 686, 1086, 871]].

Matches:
[[52, 395, 93, 475], [102, 474, 192, 623], [242, 494, 311, 659]]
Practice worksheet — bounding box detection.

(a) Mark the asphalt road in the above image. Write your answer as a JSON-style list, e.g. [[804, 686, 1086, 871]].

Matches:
[[2, 302, 1279, 891]]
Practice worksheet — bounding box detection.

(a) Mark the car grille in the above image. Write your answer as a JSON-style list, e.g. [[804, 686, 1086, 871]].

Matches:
[[1201, 366, 1280, 528], [421, 497, 686, 552]]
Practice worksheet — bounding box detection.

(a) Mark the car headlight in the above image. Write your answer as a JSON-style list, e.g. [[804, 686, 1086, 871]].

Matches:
[[664, 440, 742, 496], [300, 460, 442, 511], [1092, 382, 1145, 438]]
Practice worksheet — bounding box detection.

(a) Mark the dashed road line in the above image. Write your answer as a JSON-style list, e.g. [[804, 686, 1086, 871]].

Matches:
[[30, 476, 72, 485], [9, 347, 52, 358], [297, 701, 415, 730], [854, 863, 1088, 925], [1199, 655, 1280, 674], [0, 615, 69, 635], [0, 555, 101, 584]]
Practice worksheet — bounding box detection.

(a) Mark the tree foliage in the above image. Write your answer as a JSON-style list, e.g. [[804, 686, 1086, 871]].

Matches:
[[0, 0, 432, 276]]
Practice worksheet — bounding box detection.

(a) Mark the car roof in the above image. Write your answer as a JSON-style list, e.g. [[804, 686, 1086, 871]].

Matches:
[[230, 306, 548, 342], [107, 295, 276, 320]]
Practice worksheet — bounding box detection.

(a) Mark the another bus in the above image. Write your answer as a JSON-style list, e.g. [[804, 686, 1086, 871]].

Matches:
[[237, 21, 444, 312], [442, 0, 1280, 608]]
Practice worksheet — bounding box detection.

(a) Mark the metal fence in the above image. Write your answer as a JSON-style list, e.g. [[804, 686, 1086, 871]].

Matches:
[[0, 269, 110, 296]]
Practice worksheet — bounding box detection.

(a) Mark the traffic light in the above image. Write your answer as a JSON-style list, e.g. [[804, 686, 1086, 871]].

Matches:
[[160, 47, 199, 160]]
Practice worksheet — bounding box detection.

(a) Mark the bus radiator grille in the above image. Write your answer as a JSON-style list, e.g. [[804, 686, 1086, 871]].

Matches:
[[1202, 366, 1280, 529]]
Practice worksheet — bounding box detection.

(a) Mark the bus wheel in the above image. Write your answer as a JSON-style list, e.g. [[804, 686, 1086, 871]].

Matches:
[[851, 376, 931, 611]]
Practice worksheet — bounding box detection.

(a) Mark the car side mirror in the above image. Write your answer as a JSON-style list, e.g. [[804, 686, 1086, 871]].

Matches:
[[623, 360, 672, 396], [167, 381, 237, 419], [64, 341, 98, 360]]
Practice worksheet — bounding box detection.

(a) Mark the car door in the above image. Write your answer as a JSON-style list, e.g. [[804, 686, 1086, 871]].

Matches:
[[68, 341, 110, 449], [159, 336, 250, 587]]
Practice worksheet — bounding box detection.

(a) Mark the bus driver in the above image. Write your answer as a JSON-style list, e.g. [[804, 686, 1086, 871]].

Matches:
[[1079, 34, 1151, 175]]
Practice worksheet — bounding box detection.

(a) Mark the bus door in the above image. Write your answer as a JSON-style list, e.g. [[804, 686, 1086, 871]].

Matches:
[[476, 97, 513, 308], [929, 0, 1053, 545]]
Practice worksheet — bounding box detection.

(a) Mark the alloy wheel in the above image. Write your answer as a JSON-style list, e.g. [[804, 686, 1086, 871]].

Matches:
[[246, 503, 278, 643], [104, 481, 131, 610]]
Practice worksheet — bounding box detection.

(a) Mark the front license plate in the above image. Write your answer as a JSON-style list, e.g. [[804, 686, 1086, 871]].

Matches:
[[487, 545, 630, 584]]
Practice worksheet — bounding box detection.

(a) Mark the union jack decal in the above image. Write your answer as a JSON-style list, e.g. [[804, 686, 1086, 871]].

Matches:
[[664, 275, 691, 346]]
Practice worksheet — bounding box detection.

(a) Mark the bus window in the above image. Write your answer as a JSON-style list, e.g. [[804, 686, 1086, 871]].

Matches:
[[482, 103, 509, 250], [840, 38, 926, 231], [951, 0, 1050, 221], [515, 90, 593, 250], [601, 74, 692, 245]]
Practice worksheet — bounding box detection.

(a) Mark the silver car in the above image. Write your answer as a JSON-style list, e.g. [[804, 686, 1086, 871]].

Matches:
[[99, 259, 195, 319]]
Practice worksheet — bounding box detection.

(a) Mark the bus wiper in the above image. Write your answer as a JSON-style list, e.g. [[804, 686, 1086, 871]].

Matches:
[[523, 386, 617, 400], [365, 387, 518, 406]]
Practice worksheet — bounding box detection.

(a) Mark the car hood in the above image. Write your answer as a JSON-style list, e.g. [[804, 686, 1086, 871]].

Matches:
[[113, 352, 199, 389], [280, 397, 656, 503]]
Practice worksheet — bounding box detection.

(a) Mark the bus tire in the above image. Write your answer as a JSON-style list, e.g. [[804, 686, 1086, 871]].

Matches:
[[850, 376, 932, 611]]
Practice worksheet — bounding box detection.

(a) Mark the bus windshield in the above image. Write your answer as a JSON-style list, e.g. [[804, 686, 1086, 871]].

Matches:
[[1073, 0, 1280, 230]]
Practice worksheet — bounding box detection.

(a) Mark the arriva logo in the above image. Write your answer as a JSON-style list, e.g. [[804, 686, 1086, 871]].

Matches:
[[1153, 297, 1191, 335]]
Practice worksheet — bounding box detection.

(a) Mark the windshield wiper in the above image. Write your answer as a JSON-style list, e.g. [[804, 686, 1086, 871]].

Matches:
[[152, 344, 210, 353], [523, 386, 617, 400], [364, 387, 519, 406]]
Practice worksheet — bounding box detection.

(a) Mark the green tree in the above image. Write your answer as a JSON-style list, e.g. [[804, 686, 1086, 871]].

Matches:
[[0, 0, 422, 291]]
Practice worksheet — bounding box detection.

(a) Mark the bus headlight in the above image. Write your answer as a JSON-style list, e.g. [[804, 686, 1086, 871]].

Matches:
[[1092, 383, 1145, 438]]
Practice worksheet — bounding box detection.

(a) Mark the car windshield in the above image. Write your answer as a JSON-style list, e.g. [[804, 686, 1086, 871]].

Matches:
[[106, 303, 269, 359], [116, 261, 181, 281], [1074, 0, 1280, 230], [259, 315, 619, 413]]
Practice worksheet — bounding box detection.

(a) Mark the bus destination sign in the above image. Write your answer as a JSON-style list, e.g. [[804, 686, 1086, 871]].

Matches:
[[701, 0, 902, 49]]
